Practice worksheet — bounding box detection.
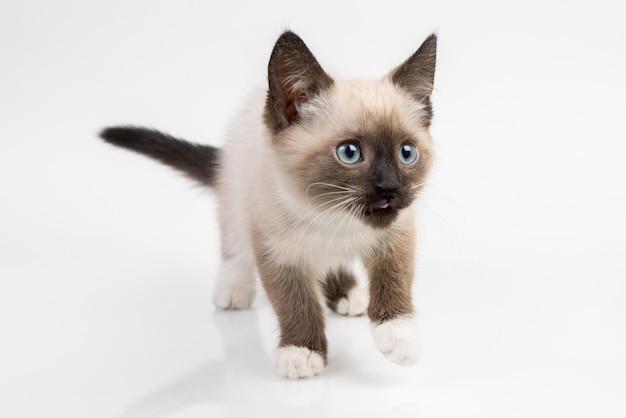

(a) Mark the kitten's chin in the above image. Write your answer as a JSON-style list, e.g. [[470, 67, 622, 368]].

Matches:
[[362, 206, 400, 229]]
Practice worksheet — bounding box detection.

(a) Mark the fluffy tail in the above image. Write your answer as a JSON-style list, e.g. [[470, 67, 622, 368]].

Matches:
[[100, 126, 219, 187]]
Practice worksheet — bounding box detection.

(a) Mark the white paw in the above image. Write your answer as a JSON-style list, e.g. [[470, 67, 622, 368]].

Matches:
[[335, 286, 368, 316], [212, 259, 256, 309], [212, 281, 256, 309], [371, 316, 420, 366], [274, 346, 326, 379]]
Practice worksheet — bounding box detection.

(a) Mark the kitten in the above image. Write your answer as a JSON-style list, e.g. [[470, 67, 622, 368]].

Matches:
[[101, 31, 437, 379]]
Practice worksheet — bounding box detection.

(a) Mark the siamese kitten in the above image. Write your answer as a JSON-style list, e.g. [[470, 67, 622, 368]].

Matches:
[[101, 31, 437, 379]]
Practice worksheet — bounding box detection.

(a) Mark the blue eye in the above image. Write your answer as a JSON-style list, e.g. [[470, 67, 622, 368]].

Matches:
[[336, 142, 361, 164], [399, 144, 418, 165]]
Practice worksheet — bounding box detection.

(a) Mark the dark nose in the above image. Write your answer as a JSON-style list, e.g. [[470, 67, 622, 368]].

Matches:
[[375, 184, 399, 201]]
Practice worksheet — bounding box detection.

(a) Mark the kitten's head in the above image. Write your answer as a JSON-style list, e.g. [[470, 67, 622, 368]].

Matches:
[[265, 31, 437, 229]]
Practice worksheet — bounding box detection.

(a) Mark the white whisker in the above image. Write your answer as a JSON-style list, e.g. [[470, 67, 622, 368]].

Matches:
[[306, 182, 356, 199], [310, 194, 357, 212], [296, 196, 358, 255], [342, 197, 365, 250], [308, 190, 353, 204], [326, 199, 356, 253]]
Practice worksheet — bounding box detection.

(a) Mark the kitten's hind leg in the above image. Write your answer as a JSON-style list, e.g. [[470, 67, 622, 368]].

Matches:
[[322, 268, 368, 317], [212, 255, 256, 310]]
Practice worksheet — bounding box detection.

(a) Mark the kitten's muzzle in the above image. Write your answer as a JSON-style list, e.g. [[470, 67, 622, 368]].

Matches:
[[372, 199, 392, 210], [375, 184, 398, 201], [362, 199, 398, 229], [360, 182, 409, 228], [370, 184, 400, 212]]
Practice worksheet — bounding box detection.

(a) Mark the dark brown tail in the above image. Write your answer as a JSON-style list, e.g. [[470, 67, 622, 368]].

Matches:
[[100, 126, 219, 187]]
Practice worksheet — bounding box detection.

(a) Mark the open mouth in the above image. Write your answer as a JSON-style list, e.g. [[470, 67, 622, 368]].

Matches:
[[364, 200, 395, 217]]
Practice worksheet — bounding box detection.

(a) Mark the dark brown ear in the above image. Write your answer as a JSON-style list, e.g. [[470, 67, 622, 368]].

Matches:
[[265, 31, 334, 132], [391, 34, 437, 102]]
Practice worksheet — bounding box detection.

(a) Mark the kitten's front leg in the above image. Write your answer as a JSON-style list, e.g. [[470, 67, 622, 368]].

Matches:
[[255, 250, 327, 379], [365, 227, 420, 366]]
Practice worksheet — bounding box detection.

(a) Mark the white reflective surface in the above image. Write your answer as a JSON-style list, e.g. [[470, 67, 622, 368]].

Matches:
[[1, 1, 625, 417], [3, 245, 625, 417]]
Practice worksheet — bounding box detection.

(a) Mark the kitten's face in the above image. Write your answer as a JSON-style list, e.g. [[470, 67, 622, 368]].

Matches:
[[264, 32, 436, 229], [277, 81, 433, 229]]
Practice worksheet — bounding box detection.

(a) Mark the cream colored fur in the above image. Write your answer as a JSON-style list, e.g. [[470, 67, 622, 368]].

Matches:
[[101, 31, 436, 379], [215, 79, 431, 285], [214, 78, 431, 377], [372, 315, 420, 365]]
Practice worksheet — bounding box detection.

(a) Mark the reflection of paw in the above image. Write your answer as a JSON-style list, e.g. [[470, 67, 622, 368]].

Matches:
[[372, 316, 419, 366], [275, 346, 326, 379], [335, 287, 368, 316], [212, 282, 256, 310]]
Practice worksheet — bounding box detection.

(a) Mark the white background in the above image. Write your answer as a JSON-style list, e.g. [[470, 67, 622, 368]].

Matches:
[[1, 1, 625, 417]]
